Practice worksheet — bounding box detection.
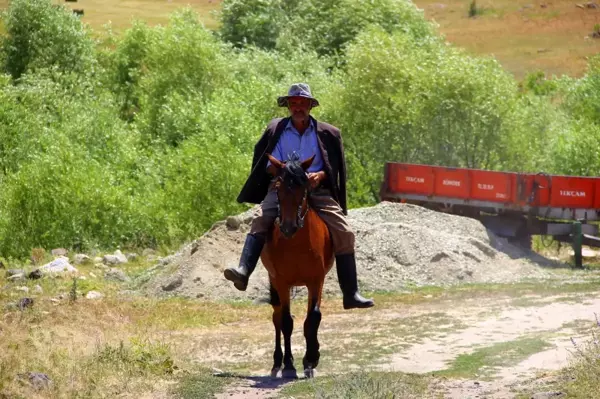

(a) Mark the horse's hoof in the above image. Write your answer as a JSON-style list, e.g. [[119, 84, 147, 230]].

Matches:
[[270, 367, 280, 378], [281, 368, 297, 379], [304, 367, 316, 379]]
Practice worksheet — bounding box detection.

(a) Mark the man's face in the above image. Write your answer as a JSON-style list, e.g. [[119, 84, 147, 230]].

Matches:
[[288, 97, 312, 122]]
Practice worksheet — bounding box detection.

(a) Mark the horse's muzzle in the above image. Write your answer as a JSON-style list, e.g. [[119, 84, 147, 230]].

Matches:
[[280, 222, 297, 239]]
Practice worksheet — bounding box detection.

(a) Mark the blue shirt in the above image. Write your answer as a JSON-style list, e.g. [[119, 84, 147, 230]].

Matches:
[[267, 120, 324, 173]]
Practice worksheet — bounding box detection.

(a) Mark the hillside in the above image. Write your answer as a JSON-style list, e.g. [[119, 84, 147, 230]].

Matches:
[[1, 0, 598, 78], [0, 0, 220, 31], [417, 0, 600, 78]]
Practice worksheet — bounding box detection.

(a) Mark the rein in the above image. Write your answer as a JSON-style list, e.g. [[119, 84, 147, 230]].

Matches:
[[275, 176, 310, 229]]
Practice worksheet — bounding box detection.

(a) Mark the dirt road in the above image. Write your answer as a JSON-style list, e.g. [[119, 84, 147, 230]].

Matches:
[[175, 282, 600, 398]]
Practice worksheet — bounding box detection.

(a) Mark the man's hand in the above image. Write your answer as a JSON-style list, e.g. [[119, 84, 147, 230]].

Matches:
[[307, 171, 326, 189]]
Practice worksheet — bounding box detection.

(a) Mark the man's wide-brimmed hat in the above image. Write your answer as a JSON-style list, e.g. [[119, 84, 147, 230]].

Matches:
[[277, 83, 320, 108]]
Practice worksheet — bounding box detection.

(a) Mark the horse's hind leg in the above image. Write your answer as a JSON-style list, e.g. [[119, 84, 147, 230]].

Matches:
[[270, 282, 283, 378], [303, 282, 323, 378]]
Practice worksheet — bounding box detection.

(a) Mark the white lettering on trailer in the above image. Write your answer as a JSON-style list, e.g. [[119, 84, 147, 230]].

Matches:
[[443, 180, 461, 187], [477, 183, 494, 190], [406, 176, 425, 184], [560, 190, 586, 197], [496, 193, 507, 199]]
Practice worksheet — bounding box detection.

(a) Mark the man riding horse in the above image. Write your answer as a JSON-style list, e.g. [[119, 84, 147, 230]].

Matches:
[[224, 83, 374, 310]]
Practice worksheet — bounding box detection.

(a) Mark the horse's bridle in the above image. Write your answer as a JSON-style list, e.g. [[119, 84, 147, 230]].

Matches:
[[274, 176, 310, 229]]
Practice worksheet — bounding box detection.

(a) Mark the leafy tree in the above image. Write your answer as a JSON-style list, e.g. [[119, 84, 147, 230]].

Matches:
[[219, 0, 434, 57], [549, 119, 600, 176], [1, 0, 95, 80], [561, 55, 600, 125], [135, 9, 231, 146], [323, 27, 528, 205], [219, 0, 289, 50], [279, 0, 434, 56]]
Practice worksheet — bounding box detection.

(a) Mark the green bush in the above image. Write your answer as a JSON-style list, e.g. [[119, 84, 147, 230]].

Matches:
[[105, 20, 153, 121], [520, 70, 558, 96], [280, 0, 434, 56], [1, 0, 95, 80], [0, 71, 153, 256], [0, 0, 597, 260], [561, 55, 600, 125], [219, 0, 288, 50], [135, 9, 231, 146], [144, 134, 249, 244], [219, 0, 434, 57], [322, 27, 526, 206], [548, 119, 600, 176], [0, 149, 152, 256], [498, 93, 564, 173]]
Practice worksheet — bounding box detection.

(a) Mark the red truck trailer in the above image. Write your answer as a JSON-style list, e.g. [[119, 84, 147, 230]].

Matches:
[[380, 162, 600, 267]]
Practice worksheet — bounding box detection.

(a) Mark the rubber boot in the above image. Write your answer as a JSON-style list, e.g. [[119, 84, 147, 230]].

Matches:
[[224, 233, 266, 291], [335, 253, 375, 309]]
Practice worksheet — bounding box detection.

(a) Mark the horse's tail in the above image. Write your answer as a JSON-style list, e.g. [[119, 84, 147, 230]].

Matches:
[[253, 294, 273, 305], [252, 282, 280, 306]]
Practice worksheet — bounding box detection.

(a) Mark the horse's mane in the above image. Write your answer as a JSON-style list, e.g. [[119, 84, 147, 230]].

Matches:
[[282, 152, 309, 188]]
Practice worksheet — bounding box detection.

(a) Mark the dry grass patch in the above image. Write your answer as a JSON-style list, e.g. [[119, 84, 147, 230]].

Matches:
[[311, 311, 467, 370], [0, 316, 178, 398], [0, 0, 219, 34], [279, 371, 431, 399], [432, 336, 553, 380], [0, 281, 265, 398], [415, 0, 600, 78], [60, 0, 220, 33], [557, 317, 600, 398], [2, 272, 600, 396]]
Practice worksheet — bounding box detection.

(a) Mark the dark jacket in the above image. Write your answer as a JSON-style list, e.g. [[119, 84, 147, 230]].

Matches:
[[237, 116, 348, 215]]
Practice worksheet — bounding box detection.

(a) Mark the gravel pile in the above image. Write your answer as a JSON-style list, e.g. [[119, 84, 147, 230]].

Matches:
[[142, 202, 561, 301]]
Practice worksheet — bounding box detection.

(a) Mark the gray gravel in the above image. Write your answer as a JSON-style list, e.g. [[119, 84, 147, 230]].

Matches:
[[142, 202, 563, 302]]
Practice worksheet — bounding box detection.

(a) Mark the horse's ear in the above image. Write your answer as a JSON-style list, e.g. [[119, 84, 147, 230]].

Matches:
[[300, 155, 315, 171]]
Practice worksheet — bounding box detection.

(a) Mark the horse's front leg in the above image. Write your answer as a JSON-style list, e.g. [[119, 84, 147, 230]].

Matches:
[[270, 282, 283, 378], [276, 283, 296, 379], [303, 282, 323, 378]]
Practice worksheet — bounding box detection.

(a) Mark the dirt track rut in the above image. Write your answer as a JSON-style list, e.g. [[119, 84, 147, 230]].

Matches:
[[186, 289, 600, 398]]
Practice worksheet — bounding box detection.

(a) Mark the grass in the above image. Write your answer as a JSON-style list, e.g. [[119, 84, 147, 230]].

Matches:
[[304, 311, 467, 372], [0, 252, 271, 398], [0, 295, 263, 397], [415, 0, 600, 78], [172, 368, 234, 399], [559, 319, 596, 335], [0, 328, 179, 398], [366, 277, 600, 308], [558, 326, 600, 398], [509, 293, 588, 308], [278, 371, 430, 399], [528, 312, 600, 398], [62, 0, 220, 33], [432, 337, 553, 380], [0, 0, 219, 35], [2, 253, 600, 397]]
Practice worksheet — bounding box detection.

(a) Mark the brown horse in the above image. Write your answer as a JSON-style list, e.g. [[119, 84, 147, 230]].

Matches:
[[261, 153, 334, 379]]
